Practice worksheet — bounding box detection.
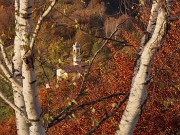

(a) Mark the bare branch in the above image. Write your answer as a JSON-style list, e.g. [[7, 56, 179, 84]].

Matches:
[[86, 92, 130, 135], [94, 35, 125, 43], [76, 19, 128, 100], [75, 92, 127, 108], [0, 74, 11, 83], [30, 0, 57, 49], [48, 92, 127, 128], [0, 38, 12, 70], [47, 19, 129, 128], [0, 90, 29, 123], [51, 8, 127, 44], [0, 59, 22, 90]]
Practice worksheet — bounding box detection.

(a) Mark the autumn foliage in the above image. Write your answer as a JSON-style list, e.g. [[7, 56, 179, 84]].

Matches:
[[0, 1, 179, 135], [42, 1, 180, 134]]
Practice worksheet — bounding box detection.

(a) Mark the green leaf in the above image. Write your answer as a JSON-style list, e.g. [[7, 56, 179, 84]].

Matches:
[[74, 19, 79, 29], [91, 118, 99, 126], [66, 101, 72, 106], [47, 94, 51, 101], [163, 101, 170, 109], [71, 99, 77, 105], [43, 113, 53, 122], [84, 91, 89, 96]]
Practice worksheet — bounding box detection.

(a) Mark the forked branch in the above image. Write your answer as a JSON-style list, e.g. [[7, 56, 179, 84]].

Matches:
[[0, 58, 22, 90], [76, 19, 129, 100], [48, 19, 129, 128], [86, 92, 130, 135], [48, 92, 127, 128], [0, 90, 29, 123], [0, 38, 22, 89]]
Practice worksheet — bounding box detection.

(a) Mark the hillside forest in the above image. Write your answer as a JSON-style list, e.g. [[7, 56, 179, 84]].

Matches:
[[0, 0, 179, 135]]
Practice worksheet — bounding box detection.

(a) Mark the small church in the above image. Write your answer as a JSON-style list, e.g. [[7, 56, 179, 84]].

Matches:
[[56, 42, 89, 80]]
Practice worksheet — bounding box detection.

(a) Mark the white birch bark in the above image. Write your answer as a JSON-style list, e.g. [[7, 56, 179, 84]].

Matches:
[[12, 0, 29, 134], [1, 0, 57, 134], [13, 37, 29, 135], [116, 0, 170, 134], [18, 0, 45, 134]]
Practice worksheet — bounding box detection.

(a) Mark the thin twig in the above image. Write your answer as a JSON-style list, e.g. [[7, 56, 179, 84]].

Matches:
[[37, 57, 53, 115], [37, 58, 52, 89], [53, 8, 127, 44], [0, 37, 22, 89], [30, 0, 58, 49], [0, 38, 12, 70], [94, 35, 126, 43], [76, 19, 128, 100], [48, 92, 127, 128], [47, 19, 129, 127], [86, 92, 130, 135], [0, 90, 30, 123]]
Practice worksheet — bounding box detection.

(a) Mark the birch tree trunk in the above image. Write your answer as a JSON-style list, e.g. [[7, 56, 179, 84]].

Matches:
[[17, 0, 45, 134], [13, 37, 29, 135], [116, 0, 172, 134], [12, 0, 29, 134], [0, 0, 57, 134]]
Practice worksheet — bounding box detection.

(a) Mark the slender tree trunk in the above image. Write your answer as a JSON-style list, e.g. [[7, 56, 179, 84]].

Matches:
[[116, 0, 169, 134], [18, 0, 45, 134], [13, 37, 29, 135], [1, 0, 56, 134], [13, 0, 29, 134]]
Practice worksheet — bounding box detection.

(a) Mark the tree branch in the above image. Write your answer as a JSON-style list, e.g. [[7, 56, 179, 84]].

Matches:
[[86, 92, 130, 135], [0, 74, 11, 83], [30, 0, 57, 49], [48, 92, 127, 128], [47, 19, 129, 128], [51, 8, 127, 44], [0, 59, 22, 90], [0, 38, 12, 70], [76, 19, 128, 101], [0, 90, 29, 123], [94, 35, 125, 43]]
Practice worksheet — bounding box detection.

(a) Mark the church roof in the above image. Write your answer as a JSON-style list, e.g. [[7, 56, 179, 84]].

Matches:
[[60, 62, 89, 74]]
